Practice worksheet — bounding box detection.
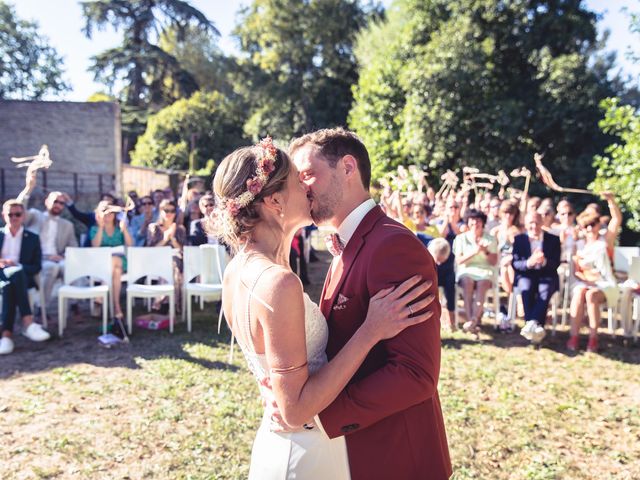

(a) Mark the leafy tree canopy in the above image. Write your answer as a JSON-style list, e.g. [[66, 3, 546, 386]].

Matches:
[[130, 90, 247, 173], [350, 0, 621, 189], [233, 0, 381, 141], [0, 1, 69, 99]]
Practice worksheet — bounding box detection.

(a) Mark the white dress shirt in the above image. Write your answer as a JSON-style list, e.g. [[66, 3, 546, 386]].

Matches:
[[1, 227, 24, 264], [336, 199, 377, 248], [41, 213, 59, 256]]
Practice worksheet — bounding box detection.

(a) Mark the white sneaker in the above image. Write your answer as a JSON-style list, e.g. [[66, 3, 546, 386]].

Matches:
[[520, 320, 536, 341], [22, 323, 51, 342], [531, 324, 547, 344], [0, 337, 14, 355]]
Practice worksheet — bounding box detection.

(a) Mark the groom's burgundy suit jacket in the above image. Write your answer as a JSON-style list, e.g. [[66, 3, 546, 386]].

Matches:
[[318, 206, 452, 480]]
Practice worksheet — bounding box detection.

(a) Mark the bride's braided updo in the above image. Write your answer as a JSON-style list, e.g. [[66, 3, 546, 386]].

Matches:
[[209, 138, 290, 252]]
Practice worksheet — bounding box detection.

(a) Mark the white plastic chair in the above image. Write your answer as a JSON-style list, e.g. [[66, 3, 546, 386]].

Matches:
[[126, 247, 175, 334], [57, 247, 112, 337], [182, 245, 226, 332], [454, 265, 500, 328]]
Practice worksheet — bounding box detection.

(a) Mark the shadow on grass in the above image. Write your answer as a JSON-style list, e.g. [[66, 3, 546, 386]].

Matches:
[[443, 321, 640, 365], [0, 303, 239, 380]]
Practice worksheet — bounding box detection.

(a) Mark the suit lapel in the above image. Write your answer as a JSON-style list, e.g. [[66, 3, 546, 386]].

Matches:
[[320, 207, 385, 319]]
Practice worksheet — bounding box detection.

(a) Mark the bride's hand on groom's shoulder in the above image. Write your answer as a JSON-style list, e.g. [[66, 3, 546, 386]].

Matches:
[[363, 275, 436, 342]]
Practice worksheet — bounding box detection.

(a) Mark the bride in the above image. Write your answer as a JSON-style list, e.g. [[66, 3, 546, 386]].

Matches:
[[211, 138, 434, 479]]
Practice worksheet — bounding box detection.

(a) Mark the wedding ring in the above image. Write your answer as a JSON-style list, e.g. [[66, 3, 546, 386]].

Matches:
[[408, 305, 414, 316]]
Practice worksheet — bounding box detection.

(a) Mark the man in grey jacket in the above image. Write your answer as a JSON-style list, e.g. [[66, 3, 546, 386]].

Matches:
[[18, 173, 78, 315]]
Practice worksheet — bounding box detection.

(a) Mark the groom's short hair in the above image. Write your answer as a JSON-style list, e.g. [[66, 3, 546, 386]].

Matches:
[[289, 127, 371, 190]]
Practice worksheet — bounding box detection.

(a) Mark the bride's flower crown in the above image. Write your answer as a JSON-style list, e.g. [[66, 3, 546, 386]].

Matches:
[[215, 136, 278, 233]]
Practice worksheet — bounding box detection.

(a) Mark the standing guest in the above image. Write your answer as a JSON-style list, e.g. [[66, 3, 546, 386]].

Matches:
[[551, 199, 578, 261], [189, 194, 216, 246], [0, 200, 49, 355], [427, 237, 456, 330], [129, 195, 158, 246], [16, 171, 79, 313], [537, 204, 556, 232], [485, 197, 501, 232], [146, 199, 186, 312], [512, 212, 561, 344], [566, 210, 619, 353], [89, 201, 133, 320], [453, 209, 498, 334]]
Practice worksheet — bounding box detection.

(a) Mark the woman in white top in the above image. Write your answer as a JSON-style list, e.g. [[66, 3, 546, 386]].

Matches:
[[453, 208, 498, 334], [211, 139, 433, 479], [567, 210, 618, 353]]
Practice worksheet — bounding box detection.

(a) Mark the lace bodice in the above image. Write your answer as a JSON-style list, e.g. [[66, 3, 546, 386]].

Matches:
[[238, 292, 329, 385]]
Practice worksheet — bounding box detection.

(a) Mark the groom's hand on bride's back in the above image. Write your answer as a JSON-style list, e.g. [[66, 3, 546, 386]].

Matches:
[[362, 275, 435, 342]]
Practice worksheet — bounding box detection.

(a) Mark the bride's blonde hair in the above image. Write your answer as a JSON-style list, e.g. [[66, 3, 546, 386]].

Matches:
[[209, 144, 290, 251]]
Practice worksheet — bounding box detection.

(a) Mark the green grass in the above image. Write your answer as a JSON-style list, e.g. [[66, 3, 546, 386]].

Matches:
[[1, 252, 639, 479]]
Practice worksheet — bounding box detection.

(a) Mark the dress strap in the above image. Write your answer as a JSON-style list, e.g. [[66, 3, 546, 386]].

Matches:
[[240, 264, 277, 354]]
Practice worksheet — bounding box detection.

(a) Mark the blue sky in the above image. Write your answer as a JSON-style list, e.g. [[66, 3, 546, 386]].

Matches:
[[11, 0, 640, 101]]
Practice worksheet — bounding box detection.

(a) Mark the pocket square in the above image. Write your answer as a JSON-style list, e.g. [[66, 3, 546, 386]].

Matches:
[[333, 293, 350, 311]]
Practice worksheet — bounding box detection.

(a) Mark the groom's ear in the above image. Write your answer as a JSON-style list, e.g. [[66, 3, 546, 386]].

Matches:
[[341, 154, 358, 180]]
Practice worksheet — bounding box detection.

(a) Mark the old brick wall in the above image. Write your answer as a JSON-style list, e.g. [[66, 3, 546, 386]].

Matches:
[[0, 100, 121, 210]]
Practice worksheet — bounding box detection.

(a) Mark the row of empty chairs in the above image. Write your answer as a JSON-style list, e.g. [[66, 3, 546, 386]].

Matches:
[[57, 245, 228, 337]]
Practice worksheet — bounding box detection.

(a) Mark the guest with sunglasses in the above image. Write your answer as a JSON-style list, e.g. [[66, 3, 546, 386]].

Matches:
[[130, 195, 158, 246], [188, 194, 217, 246], [16, 171, 79, 317], [567, 210, 619, 353], [0, 200, 50, 355], [146, 199, 186, 312]]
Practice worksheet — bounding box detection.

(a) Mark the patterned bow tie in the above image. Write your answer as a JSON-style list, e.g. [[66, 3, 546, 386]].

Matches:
[[325, 233, 345, 257]]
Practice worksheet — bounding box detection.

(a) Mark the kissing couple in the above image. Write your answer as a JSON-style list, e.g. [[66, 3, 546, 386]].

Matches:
[[211, 128, 452, 479]]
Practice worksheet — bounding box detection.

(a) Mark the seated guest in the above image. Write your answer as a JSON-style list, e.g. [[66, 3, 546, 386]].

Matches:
[[189, 194, 216, 246], [584, 191, 622, 261], [183, 199, 203, 231], [485, 197, 501, 232], [566, 210, 619, 353], [512, 212, 561, 344], [0, 200, 50, 355], [453, 209, 498, 334], [89, 201, 133, 320], [551, 199, 578, 262], [146, 199, 186, 312], [427, 237, 456, 331], [129, 195, 158, 246]]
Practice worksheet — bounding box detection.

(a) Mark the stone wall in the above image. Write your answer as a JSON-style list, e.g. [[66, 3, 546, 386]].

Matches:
[[0, 100, 121, 209]]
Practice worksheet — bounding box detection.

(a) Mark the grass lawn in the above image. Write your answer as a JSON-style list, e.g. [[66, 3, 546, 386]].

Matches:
[[1, 251, 639, 479]]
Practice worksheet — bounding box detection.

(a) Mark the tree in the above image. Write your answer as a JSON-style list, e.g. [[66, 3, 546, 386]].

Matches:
[[130, 90, 246, 172], [350, 0, 620, 189], [233, 0, 381, 141], [591, 98, 640, 232], [0, 1, 69, 99]]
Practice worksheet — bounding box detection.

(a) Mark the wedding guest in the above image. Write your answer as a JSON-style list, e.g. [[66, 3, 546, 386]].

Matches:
[[129, 195, 158, 246], [551, 199, 578, 261], [0, 200, 49, 355], [189, 194, 216, 246], [453, 209, 498, 334], [485, 197, 501, 232], [566, 210, 619, 353], [512, 212, 561, 344], [427, 237, 456, 330], [537, 204, 556, 232], [146, 199, 186, 313], [585, 192, 622, 261], [89, 201, 133, 320]]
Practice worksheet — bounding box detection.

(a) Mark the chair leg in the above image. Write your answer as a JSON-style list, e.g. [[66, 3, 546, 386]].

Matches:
[[199, 295, 204, 310], [187, 293, 192, 333], [126, 294, 133, 335], [102, 293, 109, 335], [633, 297, 640, 343], [58, 296, 65, 337], [218, 304, 224, 334], [169, 293, 175, 333], [228, 334, 235, 363], [551, 293, 558, 337], [40, 290, 47, 328]]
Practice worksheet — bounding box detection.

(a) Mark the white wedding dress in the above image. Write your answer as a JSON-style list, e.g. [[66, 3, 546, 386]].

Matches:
[[235, 267, 350, 480]]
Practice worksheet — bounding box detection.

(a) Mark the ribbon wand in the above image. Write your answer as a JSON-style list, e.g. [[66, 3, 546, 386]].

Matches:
[[534, 153, 594, 195]]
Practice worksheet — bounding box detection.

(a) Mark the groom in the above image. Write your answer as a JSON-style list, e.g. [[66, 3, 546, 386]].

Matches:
[[290, 128, 451, 479]]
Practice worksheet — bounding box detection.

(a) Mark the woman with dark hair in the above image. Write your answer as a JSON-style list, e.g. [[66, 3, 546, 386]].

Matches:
[[453, 208, 498, 333], [89, 201, 133, 320], [146, 199, 187, 312]]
